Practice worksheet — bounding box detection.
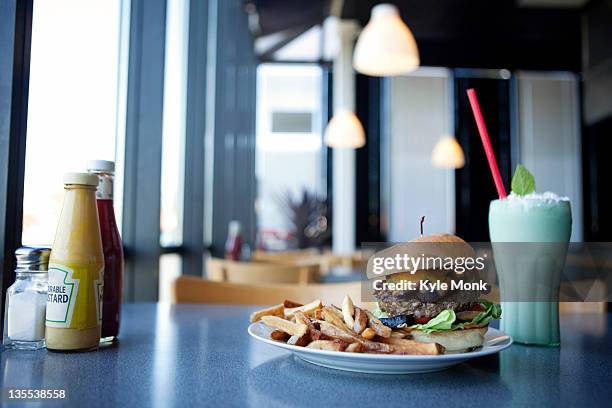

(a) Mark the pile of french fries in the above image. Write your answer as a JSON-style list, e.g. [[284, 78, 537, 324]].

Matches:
[[250, 295, 444, 355]]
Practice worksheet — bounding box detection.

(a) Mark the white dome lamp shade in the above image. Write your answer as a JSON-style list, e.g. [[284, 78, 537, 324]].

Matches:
[[324, 110, 366, 149], [431, 136, 465, 169], [353, 4, 420, 76]]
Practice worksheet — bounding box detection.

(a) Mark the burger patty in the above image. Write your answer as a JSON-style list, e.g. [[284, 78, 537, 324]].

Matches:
[[375, 288, 482, 318]]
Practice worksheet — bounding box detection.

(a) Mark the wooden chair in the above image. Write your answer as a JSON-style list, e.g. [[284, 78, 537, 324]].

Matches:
[[316, 251, 366, 275], [252, 248, 321, 263], [252, 249, 369, 276], [205, 257, 320, 284], [171, 276, 362, 306], [206, 257, 226, 282]]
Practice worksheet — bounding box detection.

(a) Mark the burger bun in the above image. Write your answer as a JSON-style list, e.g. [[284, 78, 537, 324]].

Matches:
[[410, 326, 488, 352]]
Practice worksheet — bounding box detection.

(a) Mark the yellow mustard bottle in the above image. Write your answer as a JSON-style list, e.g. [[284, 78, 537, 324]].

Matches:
[[45, 172, 104, 351]]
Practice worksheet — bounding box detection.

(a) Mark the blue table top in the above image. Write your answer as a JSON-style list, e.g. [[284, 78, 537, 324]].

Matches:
[[1, 304, 611, 407]]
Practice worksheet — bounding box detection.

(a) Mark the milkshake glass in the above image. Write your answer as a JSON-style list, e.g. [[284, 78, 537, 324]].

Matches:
[[489, 192, 571, 346]]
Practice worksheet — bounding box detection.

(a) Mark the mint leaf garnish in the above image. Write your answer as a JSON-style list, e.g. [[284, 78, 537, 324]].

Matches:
[[511, 164, 535, 196]]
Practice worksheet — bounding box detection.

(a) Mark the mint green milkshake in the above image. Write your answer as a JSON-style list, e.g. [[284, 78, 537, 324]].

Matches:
[[489, 192, 571, 346]]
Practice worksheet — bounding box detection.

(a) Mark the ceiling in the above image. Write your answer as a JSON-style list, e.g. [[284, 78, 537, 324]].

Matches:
[[517, 0, 589, 7], [248, 0, 593, 70], [340, 0, 585, 70]]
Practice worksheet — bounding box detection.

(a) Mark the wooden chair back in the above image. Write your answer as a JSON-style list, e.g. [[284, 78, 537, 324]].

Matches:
[[252, 249, 369, 276], [205, 258, 319, 284], [171, 276, 362, 306], [252, 248, 320, 263], [206, 257, 227, 282]]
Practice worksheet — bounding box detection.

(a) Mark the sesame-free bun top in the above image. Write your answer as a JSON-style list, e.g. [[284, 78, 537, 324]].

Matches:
[[365, 233, 476, 278]]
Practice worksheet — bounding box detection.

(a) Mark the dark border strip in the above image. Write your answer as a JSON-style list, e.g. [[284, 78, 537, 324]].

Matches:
[[0, 0, 33, 336]]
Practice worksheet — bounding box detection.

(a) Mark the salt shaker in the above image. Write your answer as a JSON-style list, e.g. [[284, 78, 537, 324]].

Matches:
[[3, 247, 50, 350]]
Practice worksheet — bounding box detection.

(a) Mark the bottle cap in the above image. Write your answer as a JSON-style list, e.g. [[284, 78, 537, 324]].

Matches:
[[228, 220, 242, 235], [86, 160, 115, 173], [63, 172, 99, 186], [15, 246, 51, 272]]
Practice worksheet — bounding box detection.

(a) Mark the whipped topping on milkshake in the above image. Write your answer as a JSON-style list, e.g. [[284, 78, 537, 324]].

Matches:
[[505, 191, 569, 202]]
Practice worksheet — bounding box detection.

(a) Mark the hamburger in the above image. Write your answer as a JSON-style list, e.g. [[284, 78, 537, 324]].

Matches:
[[369, 233, 502, 352]]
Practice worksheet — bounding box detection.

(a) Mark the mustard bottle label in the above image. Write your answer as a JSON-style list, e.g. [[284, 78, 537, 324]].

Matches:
[[46, 263, 103, 329], [46, 266, 79, 328]]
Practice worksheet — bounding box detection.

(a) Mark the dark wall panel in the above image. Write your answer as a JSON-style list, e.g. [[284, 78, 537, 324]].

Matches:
[[454, 75, 512, 242], [583, 116, 612, 241], [210, 0, 258, 255], [355, 74, 383, 244], [182, 0, 208, 276], [122, 0, 167, 301]]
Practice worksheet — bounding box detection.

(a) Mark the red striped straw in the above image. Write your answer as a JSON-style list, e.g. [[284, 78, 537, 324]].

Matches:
[[466, 88, 507, 199]]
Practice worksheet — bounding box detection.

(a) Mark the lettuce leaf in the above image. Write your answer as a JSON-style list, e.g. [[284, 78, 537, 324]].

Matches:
[[409, 300, 502, 333], [410, 310, 456, 333], [470, 300, 502, 326]]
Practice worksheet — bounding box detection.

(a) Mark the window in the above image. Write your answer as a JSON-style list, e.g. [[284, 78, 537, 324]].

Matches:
[[159, 0, 189, 299], [255, 64, 326, 250], [159, 0, 189, 248], [22, 0, 125, 245], [384, 68, 455, 241]]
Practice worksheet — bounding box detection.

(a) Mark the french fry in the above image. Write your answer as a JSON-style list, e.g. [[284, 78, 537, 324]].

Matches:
[[283, 299, 303, 308], [361, 328, 376, 340], [379, 337, 445, 355], [306, 340, 344, 352], [342, 296, 355, 329], [293, 311, 310, 326], [317, 321, 358, 343], [317, 321, 392, 353], [250, 303, 284, 323], [255, 295, 444, 356], [261, 316, 308, 337], [321, 306, 350, 331], [287, 335, 310, 346], [295, 311, 324, 340], [353, 307, 368, 334], [385, 339, 444, 355], [378, 337, 416, 345], [345, 342, 363, 353], [284, 299, 322, 318], [364, 310, 392, 338], [270, 330, 289, 341], [330, 305, 344, 317], [334, 338, 350, 350]]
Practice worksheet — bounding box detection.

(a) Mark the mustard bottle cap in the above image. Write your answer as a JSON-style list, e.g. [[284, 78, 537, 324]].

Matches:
[[63, 172, 99, 187]]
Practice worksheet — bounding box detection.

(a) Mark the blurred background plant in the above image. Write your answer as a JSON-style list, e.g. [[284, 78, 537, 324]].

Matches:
[[277, 189, 331, 249]]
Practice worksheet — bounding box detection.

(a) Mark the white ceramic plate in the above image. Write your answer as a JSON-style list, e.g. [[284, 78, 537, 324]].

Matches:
[[248, 322, 512, 374]]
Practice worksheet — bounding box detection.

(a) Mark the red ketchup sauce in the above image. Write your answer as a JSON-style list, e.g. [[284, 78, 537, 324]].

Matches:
[[87, 160, 124, 341]]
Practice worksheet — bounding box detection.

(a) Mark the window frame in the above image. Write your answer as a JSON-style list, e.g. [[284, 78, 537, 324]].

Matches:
[[121, 0, 167, 301], [0, 0, 33, 336]]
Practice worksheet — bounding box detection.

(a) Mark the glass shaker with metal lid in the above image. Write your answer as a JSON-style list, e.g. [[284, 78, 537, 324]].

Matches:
[[3, 246, 51, 350]]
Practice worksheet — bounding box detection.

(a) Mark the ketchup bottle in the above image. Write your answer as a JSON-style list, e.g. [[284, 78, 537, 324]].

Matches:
[[225, 221, 243, 261], [87, 160, 123, 342]]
